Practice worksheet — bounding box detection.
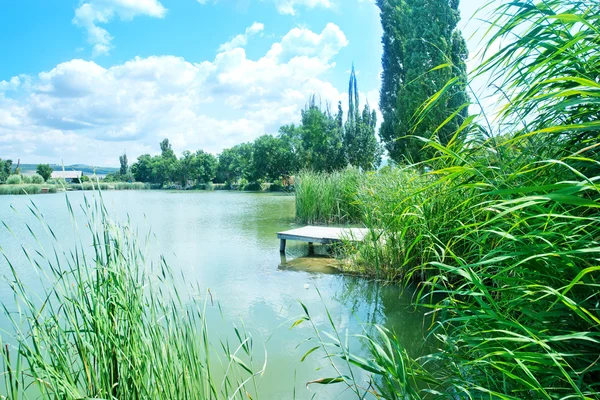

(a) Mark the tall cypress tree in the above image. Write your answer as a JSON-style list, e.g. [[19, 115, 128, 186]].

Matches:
[[377, 0, 469, 163]]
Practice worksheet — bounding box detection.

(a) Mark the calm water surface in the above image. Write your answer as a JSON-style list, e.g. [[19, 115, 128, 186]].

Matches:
[[0, 191, 428, 399]]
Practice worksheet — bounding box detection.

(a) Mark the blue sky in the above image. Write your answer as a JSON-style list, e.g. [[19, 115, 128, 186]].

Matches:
[[0, 0, 492, 166]]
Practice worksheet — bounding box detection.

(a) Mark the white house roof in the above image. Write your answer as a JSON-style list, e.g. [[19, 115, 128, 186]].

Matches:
[[51, 171, 82, 179]]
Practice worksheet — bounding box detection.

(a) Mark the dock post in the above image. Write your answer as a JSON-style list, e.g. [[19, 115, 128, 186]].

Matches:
[[308, 242, 314, 255], [280, 239, 287, 253]]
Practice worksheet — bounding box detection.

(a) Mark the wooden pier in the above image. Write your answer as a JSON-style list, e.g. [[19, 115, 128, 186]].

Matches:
[[277, 226, 369, 253]]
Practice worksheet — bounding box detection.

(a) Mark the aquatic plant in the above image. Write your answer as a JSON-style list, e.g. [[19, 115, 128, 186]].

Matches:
[[0, 184, 58, 195], [299, 0, 600, 397], [295, 168, 363, 225], [0, 195, 264, 399]]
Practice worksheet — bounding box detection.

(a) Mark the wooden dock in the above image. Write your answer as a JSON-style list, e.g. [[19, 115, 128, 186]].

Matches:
[[277, 226, 369, 252]]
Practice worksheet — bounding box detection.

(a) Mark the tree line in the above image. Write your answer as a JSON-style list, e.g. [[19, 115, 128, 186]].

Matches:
[[0, 159, 55, 184], [109, 68, 382, 187]]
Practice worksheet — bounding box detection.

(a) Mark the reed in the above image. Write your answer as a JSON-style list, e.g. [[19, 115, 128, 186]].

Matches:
[[295, 168, 363, 225], [0, 184, 58, 195], [0, 194, 264, 399], [299, 1, 600, 398]]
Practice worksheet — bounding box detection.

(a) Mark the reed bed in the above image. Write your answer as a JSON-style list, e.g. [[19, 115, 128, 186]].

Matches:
[[0, 195, 264, 399], [0, 184, 58, 195], [295, 168, 363, 225], [69, 182, 154, 191], [297, 1, 600, 398]]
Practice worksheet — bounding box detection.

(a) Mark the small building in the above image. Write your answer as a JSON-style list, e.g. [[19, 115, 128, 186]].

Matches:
[[51, 171, 83, 183]]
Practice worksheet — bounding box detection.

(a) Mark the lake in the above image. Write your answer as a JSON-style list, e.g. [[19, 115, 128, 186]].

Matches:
[[0, 190, 428, 399]]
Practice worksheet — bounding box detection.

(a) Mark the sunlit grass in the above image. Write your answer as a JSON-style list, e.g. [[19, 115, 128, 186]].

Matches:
[[0, 194, 265, 399], [295, 168, 363, 225]]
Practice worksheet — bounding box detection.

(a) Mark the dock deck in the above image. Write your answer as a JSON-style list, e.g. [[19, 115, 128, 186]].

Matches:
[[277, 226, 369, 252]]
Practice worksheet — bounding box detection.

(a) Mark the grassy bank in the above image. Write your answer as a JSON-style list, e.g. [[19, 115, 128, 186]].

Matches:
[[68, 181, 155, 191], [295, 1, 600, 397], [0, 196, 263, 399], [0, 184, 58, 195], [0, 182, 157, 195]]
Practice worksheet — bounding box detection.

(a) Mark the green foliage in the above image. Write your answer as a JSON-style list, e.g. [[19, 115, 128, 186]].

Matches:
[[30, 174, 44, 184], [377, 0, 469, 163], [0, 196, 263, 399], [179, 150, 217, 185], [0, 158, 12, 184], [251, 134, 295, 182], [6, 174, 22, 185], [20, 174, 32, 184], [344, 66, 383, 171], [0, 184, 57, 195], [298, 96, 346, 172], [36, 163, 52, 182], [295, 168, 363, 225], [119, 153, 128, 176], [215, 143, 254, 184], [299, 1, 600, 398]]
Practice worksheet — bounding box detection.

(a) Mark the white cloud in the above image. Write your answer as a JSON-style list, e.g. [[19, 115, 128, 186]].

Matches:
[[73, 0, 167, 56], [266, 22, 348, 62], [0, 23, 365, 166], [273, 0, 332, 15], [218, 22, 265, 53]]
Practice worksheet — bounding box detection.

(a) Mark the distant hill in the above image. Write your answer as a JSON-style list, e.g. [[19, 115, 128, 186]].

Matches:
[[18, 164, 118, 176]]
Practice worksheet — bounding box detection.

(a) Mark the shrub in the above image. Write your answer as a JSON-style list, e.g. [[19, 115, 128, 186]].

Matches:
[[243, 182, 262, 192], [269, 183, 285, 192], [6, 175, 22, 185], [20, 174, 32, 184], [30, 174, 44, 184]]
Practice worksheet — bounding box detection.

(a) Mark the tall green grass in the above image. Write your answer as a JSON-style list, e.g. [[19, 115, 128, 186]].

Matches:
[[68, 182, 154, 191], [295, 168, 363, 224], [0, 184, 58, 195], [0, 195, 264, 399], [298, 1, 600, 398]]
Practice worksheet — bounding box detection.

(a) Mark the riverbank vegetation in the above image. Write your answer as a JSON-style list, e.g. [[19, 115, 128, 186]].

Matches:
[[296, 0, 600, 397]]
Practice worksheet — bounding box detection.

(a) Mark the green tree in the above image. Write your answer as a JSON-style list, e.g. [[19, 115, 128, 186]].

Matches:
[[299, 96, 345, 172], [0, 159, 12, 183], [160, 139, 176, 160], [36, 164, 53, 182], [193, 150, 217, 184], [131, 154, 154, 183], [119, 153, 128, 176], [252, 135, 296, 182], [344, 66, 382, 170], [216, 143, 254, 184], [377, 0, 469, 163]]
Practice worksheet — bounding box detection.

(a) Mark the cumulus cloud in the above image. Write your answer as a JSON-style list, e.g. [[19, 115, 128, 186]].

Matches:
[[0, 23, 370, 166], [218, 22, 265, 53], [73, 0, 167, 56]]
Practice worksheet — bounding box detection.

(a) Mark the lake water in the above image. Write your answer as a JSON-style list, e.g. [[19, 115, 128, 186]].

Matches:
[[0, 191, 428, 399]]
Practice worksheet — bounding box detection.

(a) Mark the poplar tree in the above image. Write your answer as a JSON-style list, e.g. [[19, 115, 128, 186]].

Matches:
[[377, 0, 469, 163], [344, 66, 382, 170]]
